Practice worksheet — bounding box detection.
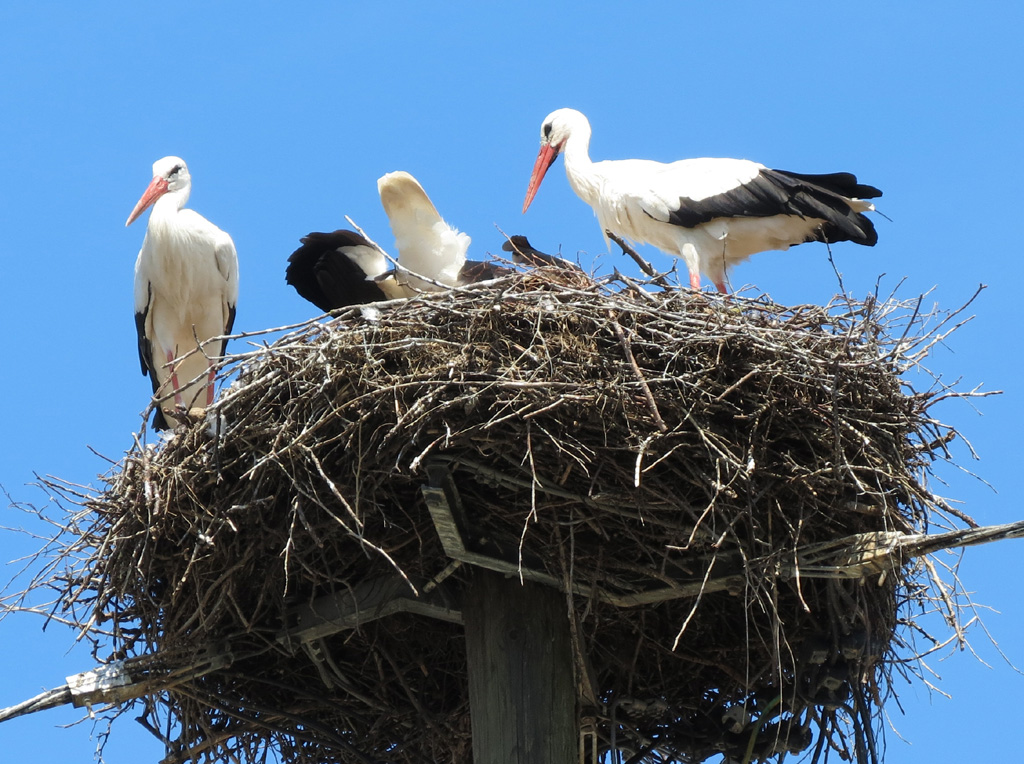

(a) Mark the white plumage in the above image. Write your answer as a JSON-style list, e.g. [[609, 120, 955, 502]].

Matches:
[[127, 156, 238, 430], [523, 108, 881, 292], [378, 170, 471, 293]]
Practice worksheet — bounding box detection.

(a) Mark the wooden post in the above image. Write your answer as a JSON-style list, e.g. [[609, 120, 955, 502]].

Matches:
[[464, 569, 576, 764]]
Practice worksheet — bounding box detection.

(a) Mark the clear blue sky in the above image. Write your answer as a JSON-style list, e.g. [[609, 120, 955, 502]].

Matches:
[[1, 2, 1021, 761]]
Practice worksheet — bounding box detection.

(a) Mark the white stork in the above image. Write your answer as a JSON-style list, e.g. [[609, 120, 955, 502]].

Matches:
[[127, 156, 239, 430], [286, 171, 509, 311], [522, 108, 881, 293]]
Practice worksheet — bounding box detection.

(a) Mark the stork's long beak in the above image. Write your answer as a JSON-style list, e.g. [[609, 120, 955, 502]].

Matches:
[[522, 142, 560, 214], [125, 176, 169, 226]]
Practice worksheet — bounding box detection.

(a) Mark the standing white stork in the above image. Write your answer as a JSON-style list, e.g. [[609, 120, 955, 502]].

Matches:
[[286, 171, 509, 311], [127, 156, 239, 430], [522, 108, 881, 293]]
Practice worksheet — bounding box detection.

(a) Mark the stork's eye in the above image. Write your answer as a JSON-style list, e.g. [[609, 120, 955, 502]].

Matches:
[[168, 165, 182, 177], [543, 123, 553, 139]]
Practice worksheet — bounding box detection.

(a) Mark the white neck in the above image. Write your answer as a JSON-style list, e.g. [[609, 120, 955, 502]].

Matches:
[[152, 186, 190, 221], [561, 118, 600, 207]]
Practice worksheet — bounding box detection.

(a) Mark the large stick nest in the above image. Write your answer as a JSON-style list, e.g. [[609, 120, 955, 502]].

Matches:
[[50, 271, 977, 763]]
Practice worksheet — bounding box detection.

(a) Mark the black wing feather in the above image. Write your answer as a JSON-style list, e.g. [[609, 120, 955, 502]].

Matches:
[[772, 170, 882, 200], [664, 173, 792, 228], [134, 282, 169, 430], [218, 303, 236, 360], [285, 230, 388, 311], [766, 169, 880, 246], [135, 290, 152, 378], [664, 168, 881, 247]]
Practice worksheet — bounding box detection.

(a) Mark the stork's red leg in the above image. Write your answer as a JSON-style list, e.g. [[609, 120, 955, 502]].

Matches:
[[206, 363, 216, 407], [166, 350, 185, 409], [681, 244, 702, 291], [715, 281, 729, 295]]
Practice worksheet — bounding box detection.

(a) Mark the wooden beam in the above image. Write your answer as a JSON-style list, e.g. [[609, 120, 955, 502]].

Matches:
[[279, 573, 463, 646], [464, 569, 576, 764]]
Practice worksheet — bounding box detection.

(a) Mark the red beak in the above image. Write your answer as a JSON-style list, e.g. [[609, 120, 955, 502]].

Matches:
[[522, 142, 560, 214], [125, 176, 169, 227]]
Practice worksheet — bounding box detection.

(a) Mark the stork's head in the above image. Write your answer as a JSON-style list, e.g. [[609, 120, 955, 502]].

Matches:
[[522, 108, 589, 214], [125, 156, 191, 226]]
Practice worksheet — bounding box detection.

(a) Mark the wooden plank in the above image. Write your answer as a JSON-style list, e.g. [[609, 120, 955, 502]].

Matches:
[[422, 484, 470, 558], [281, 573, 462, 645], [464, 569, 576, 764]]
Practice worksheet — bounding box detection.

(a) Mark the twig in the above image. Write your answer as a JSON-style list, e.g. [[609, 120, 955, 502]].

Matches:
[[607, 310, 667, 433], [605, 230, 671, 288]]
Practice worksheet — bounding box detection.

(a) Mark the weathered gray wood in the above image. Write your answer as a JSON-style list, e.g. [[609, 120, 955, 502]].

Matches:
[[464, 569, 576, 764], [280, 573, 463, 645]]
